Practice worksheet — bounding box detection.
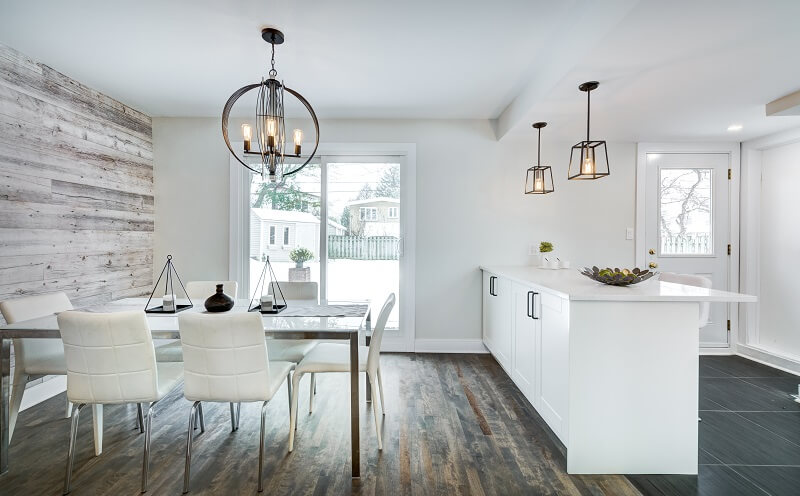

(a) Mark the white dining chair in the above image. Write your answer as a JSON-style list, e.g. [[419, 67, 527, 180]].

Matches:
[[265, 281, 319, 363], [0, 292, 74, 442], [154, 280, 240, 363], [288, 293, 395, 452], [178, 312, 294, 493], [659, 272, 712, 327], [57, 310, 183, 494]]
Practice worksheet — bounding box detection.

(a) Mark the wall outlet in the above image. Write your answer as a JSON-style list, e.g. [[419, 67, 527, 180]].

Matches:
[[626, 227, 634, 240]]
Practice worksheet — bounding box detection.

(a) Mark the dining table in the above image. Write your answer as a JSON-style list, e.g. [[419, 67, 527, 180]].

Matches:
[[0, 297, 372, 478]]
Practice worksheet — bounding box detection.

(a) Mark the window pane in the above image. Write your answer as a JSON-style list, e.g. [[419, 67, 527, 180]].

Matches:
[[659, 168, 713, 255], [249, 163, 321, 295]]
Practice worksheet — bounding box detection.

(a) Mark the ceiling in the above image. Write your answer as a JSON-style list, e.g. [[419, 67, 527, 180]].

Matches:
[[1, 0, 799, 141]]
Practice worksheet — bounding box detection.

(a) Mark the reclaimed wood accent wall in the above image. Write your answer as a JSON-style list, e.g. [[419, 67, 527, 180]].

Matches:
[[0, 43, 154, 326]]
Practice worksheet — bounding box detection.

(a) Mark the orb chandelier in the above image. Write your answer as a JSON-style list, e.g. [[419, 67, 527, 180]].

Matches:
[[222, 27, 319, 183], [525, 122, 554, 194]]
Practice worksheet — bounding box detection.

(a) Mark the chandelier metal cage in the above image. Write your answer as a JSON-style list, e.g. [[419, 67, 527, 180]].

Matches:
[[525, 122, 554, 194], [568, 81, 610, 180], [222, 27, 319, 183]]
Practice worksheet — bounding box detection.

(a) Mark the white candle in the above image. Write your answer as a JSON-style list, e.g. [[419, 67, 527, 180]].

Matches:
[[163, 293, 175, 312], [260, 294, 274, 311]]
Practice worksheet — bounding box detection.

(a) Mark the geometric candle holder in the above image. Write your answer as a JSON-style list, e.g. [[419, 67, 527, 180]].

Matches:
[[144, 255, 193, 314], [248, 256, 287, 314]]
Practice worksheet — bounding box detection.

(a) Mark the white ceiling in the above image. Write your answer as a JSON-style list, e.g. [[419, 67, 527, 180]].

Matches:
[[1, 0, 799, 141]]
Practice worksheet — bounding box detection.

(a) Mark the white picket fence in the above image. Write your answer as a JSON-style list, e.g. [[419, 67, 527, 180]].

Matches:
[[660, 233, 712, 255]]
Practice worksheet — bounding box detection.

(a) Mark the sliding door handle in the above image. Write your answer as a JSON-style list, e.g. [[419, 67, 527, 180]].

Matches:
[[531, 292, 539, 320]]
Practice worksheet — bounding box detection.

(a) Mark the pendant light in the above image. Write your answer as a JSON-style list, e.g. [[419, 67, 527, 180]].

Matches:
[[525, 122, 554, 194], [568, 81, 609, 180], [222, 27, 320, 184]]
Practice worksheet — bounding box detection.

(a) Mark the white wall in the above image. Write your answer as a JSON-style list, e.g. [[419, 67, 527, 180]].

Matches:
[[757, 140, 800, 357], [152, 118, 636, 343]]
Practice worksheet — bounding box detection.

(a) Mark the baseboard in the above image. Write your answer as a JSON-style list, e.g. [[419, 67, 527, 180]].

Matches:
[[19, 375, 66, 412], [737, 344, 800, 377], [414, 338, 489, 354], [699, 347, 734, 356]]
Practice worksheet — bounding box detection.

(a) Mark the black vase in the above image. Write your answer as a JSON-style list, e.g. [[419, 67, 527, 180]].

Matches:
[[204, 284, 234, 312]]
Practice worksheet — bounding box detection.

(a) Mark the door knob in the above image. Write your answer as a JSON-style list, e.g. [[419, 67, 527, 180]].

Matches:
[[649, 262, 658, 269], [648, 248, 655, 255]]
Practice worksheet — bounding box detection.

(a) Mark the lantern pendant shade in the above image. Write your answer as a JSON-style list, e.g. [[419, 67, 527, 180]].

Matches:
[[568, 81, 610, 180], [525, 121, 554, 194]]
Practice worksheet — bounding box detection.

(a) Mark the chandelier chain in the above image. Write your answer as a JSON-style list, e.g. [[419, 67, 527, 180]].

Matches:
[[269, 42, 278, 78]]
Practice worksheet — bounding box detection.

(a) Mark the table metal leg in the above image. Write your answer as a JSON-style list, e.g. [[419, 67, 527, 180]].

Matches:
[[0, 338, 8, 475], [350, 331, 360, 478]]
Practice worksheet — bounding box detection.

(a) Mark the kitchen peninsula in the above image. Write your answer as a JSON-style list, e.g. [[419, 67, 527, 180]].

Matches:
[[480, 265, 756, 475]]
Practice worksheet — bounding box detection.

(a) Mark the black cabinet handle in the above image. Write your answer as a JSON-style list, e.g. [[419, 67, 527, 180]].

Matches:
[[489, 276, 496, 296], [531, 292, 539, 320], [527, 291, 533, 318]]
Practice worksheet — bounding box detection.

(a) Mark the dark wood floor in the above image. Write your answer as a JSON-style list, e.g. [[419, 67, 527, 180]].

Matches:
[[629, 355, 800, 496], [2, 354, 639, 495], [6, 354, 797, 495]]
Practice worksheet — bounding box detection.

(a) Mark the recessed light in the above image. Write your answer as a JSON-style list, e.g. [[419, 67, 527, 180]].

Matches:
[[727, 124, 743, 132]]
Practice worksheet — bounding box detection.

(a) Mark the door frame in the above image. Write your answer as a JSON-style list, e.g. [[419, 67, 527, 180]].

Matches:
[[737, 128, 800, 373], [229, 142, 417, 352], [635, 142, 741, 354]]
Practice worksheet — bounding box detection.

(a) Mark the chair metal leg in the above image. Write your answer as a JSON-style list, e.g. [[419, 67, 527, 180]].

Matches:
[[229, 402, 240, 432], [63, 403, 86, 495], [369, 374, 382, 450], [197, 402, 205, 433], [258, 400, 269, 492], [183, 401, 200, 494], [141, 401, 157, 493], [8, 370, 28, 442], [309, 373, 316, 414], [286, 373, 292, 423], [65, 398, 73, 419], [137, 404, 144, 433], [377, 367, 386, 416], [289, 372, 301, 451]]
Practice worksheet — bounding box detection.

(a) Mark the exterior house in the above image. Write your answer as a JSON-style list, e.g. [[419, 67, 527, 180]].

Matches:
[[250, 209, 345, 262], [346, 198, 400, 236]]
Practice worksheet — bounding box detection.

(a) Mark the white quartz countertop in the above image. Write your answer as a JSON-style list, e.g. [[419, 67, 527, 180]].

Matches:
[[481, 265, 757, 303]]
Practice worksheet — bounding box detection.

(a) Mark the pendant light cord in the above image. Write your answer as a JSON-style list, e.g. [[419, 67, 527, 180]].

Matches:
[[537, 127, 542, 166], [586, 88, 591, 142]]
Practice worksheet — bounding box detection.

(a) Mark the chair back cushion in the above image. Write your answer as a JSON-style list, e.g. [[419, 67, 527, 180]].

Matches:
[[57, 310, 160, 404], [0, 292, 73, 374], [184, 281, 239, 300], [179, 312, 272, 402], [659, 272, 713, 327], [268, 281, 318, 302], [367, 293, 396, 374]]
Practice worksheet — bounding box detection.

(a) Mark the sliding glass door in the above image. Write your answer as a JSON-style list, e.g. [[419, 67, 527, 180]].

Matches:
[[326, 160, 401, 331], [239, 150, 412, 350]]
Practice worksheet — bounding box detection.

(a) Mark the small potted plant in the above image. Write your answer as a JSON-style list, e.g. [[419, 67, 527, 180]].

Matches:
[[538, 241, 554, 267], [290, 247, 314, 268]]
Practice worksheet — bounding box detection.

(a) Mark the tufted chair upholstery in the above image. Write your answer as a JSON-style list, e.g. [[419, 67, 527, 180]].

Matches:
[[659, 272, 713, 327], [178, 311, 294, 493], [289, 293, 395, 452], [0, 292, 73, 441], [56, 310, 183, 494]]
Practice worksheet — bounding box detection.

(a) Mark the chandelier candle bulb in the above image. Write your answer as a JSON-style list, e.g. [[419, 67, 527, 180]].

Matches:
[[293, 129, 303, 155], [242, 124, 252, 152]]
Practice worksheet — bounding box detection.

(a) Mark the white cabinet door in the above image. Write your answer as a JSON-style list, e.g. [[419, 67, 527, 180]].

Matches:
[[512, 282, 540, 405], [483, 272, 512, 371], [538, 292, 570, 443]]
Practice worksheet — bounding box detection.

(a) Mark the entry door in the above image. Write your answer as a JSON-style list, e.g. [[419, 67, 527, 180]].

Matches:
[[644, 153, 730, 347]]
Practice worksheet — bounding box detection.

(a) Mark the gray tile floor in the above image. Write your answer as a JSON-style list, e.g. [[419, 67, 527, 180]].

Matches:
[[629, 356, 800, 496]]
